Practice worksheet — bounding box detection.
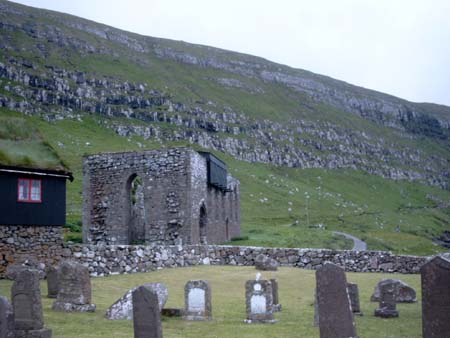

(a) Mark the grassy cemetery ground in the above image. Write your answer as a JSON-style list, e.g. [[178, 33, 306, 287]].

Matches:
[[0, 266, 422, 338]]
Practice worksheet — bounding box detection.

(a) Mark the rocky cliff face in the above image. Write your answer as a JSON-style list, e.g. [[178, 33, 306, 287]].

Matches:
[[0, 0, 449, 188]]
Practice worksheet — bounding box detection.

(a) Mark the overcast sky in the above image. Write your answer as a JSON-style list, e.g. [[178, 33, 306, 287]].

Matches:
[[13, 0, 450, 106]]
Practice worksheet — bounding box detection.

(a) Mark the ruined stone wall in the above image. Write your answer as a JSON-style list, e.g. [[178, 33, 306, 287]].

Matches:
[[83, 148, 191, 245], [0, 225, 64, 276], [188, 151, 240, 244], [83, 147, 240, 246]]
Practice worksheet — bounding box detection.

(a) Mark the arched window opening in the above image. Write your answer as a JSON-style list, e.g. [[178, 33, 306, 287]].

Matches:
[[199, 204, 207, 245], [128, 174, 145, 244], [225, 217, 230, 241]]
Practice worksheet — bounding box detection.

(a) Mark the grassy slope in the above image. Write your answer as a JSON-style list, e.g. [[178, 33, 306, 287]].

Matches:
[[1, 107, 449, 255], [0, 266, 423, 338], [0, 1, 449, 255]]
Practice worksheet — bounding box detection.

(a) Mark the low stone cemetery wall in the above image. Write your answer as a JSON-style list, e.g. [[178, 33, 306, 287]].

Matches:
[[67, 244, 428, 277], [1, 242, 430, 278]]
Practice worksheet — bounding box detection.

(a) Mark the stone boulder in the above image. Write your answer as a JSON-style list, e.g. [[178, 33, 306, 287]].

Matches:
[[255, 254, 278, 271], [371, 279, 416, 303], [105, 283, 168, 320]]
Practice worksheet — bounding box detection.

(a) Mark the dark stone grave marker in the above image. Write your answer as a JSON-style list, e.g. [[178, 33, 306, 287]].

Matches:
[[421, 256, 450, 338], [374, 281, 398, 318], [316, 262, 358, 338], [347, 283, 362, 316], [270, 279, 281, 312], [0, 295, 15, 338], [46, 266, 59, 299], [132, 285, 163, 338], [12, 269, 52, 338], [52, 261, 96, 312]]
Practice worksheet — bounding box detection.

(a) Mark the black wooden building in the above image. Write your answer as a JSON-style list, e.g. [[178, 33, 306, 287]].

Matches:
[[0, 165, 73, 226]]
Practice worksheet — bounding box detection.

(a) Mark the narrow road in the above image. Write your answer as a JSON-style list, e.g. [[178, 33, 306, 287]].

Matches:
[[332, 231, 367, 251]]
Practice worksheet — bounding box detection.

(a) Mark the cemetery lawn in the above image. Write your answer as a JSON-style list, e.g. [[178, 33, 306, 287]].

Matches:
[[0, 266, 423, 338]]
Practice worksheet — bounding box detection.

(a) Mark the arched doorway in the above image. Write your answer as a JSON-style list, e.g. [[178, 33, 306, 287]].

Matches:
[[225, 217, 230, 241], [127, 174, 145, 244], [199, 204, 207, 244]]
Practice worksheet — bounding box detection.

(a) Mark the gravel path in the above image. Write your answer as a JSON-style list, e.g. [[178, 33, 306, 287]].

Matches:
[[332, 231, 367, 251]]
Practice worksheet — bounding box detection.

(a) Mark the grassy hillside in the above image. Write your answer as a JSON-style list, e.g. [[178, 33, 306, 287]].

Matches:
[[1, 107, 449, 255], [0, 0, 449, 255], [0, 266, 424, 338]]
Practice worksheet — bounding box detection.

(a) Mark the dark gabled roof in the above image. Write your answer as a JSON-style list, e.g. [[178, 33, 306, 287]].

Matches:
[[0, 165, 74, 181]]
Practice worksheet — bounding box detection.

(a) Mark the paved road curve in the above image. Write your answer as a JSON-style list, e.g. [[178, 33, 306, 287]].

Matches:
[[332, 231, 367, 251]]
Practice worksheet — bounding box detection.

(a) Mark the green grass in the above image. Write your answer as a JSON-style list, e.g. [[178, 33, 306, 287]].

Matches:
[[1, 107, 449, 255], [0, 266, 423, 338], [0, 111, 65, 169], [0, 1, 449, 255]]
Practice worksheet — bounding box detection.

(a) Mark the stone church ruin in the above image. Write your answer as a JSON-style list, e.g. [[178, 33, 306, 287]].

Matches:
[[82, 148, 240, 245]]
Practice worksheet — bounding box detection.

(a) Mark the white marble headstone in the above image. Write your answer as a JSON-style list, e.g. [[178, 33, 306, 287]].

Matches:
[[188, 288, 205, 312], [250, 295, 266, 314]]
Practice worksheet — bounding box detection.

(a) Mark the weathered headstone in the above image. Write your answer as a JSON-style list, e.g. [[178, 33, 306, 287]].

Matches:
[[6, 258, 46, 280], [255, 254, 278, 271], [52, 261, 96, 312], [270, 279, 281, 312], [12, 269, 52, 338], [245, 277, 276, 323], [421, 256, 450, 338], [313, 290, 319, 327], [347, 283, 362, 316], [0, 296, 15, 338], [106, 283, 168, 320], [183, 280, 212, 320], [46, 266, 59, 299], [316, 262, 358, 338], [371, 279, 416, 303], [374, 281, 398, 318], [132, 285, 163, 338]]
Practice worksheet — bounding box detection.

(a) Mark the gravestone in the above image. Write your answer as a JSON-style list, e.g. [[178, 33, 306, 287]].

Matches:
[[106, 283, 168, 320], [374, 281, 398, 318], [46, 267, 59, 299], [245, 277, 276, 323], [371, 279, 416, 303], [183, 280, 212, 320], [52, 261, 96, 312], [347, 283, 362, 316], [255, 254, 278, 271], [421, 256, 450, 338], [132, 285, 163, 338], [6, 258, 46, 280], [0, 296, 15, 338], [316, 262, 358, 338], [313, 290, 319, 327], [270, 279, 281, 312], [12, 269, 52, 338]]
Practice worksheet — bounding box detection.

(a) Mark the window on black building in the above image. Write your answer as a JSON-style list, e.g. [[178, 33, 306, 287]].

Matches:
[[18, 178, 42, 203]]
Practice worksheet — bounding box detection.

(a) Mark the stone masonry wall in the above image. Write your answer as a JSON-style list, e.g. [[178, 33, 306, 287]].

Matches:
[[83, 148, 191, 245], [0, 225, 64, 276], [0, 241, 431, 278], [69, 244, 427, 277], [83, 147, 240, 246]]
